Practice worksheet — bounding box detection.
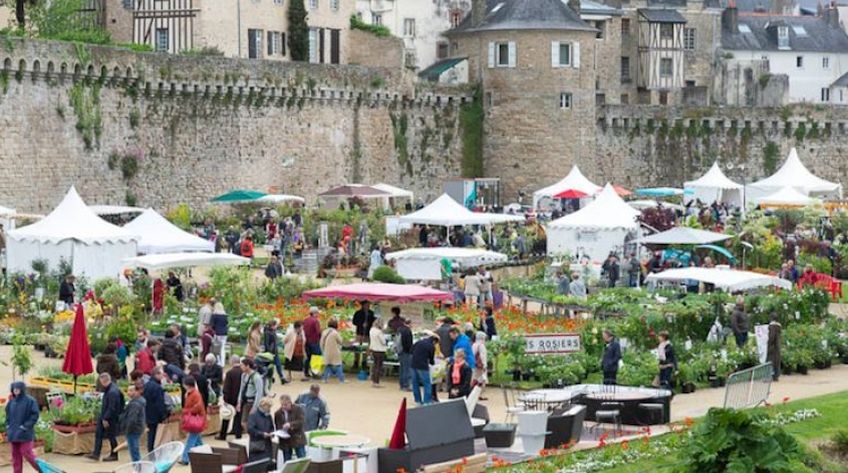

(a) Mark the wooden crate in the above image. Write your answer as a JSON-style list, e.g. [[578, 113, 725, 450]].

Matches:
[[422, 453, 488, 473]]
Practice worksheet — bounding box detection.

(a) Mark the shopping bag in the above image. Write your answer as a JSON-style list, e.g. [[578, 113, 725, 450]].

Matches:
[[310, 354, 324, 374]]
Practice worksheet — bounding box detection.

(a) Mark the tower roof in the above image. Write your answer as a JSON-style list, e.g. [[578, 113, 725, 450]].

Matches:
[[447, 0, 595, 35]]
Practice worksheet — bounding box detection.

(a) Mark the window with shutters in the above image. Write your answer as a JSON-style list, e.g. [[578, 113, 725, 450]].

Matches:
[[683, 28, 695, 50], [281, 32, 286, 56], [559, 92, 572, 109], [778, 26, 789, 49], [557, 43, 570, 66], [248, 29, 262, 59], [621, 18, 630, 37], [551, 41, 578, 68], [620, 56, 630, 82], [330, 0, 339, 10], [451, 10, 462, 27], [594, 21, 605, 40], [823, 57, 830, 69], [494, 42, 512, 67], [372, 13, 382, 25], [309, 0, 318, 9], [660, 57, 673, 77], [437, 42, 448, 59], [822, 88, 830, 102], [660, 23, 673, 40], [796, 56, 803, 68]]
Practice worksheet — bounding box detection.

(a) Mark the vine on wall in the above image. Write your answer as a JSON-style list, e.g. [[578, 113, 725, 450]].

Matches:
[[68, 80, 102, 149], [459, 85, 483, 178]]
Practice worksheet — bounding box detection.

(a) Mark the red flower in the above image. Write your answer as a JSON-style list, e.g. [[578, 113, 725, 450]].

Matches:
[[782, 396, 791, 404]]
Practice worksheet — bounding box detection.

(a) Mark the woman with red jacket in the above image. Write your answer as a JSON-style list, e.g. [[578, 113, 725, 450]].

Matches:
[[240, 235, 255, 259], [135, 340, 158, 375], [180, 376, 207, 465]]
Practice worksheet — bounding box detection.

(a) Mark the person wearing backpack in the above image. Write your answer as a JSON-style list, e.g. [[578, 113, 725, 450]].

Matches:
[[120, 384, 146, 462], [87, 373, 125, 462], [237, 358, 265, 433]]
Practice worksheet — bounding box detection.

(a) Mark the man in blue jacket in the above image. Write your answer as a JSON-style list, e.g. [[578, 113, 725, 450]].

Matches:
[[448, 327, 476, 370], [87, 373, 125, 462], [5, 381, 41, 473], [143, 367, 168, 453]]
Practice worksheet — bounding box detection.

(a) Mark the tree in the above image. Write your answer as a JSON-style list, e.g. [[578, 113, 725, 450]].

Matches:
[[288, 0, 309, 61]]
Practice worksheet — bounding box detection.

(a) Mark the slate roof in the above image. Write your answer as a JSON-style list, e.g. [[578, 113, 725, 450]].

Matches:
[[798, 0, 848, 15], [581, 0, 623, 16], [648, 0, 687, 7], [419, 58, 467, 82], [638, 9, 688, 23], [446, 0, 596, 35], [832, 71, 848, 87], [722, 14, 848, 52]]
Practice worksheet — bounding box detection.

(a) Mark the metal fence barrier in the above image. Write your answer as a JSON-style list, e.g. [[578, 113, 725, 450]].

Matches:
[[723, 362, 774, 409]]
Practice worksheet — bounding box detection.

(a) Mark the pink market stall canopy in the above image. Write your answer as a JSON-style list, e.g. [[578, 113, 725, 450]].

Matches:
[[302, 283, 453, 303]]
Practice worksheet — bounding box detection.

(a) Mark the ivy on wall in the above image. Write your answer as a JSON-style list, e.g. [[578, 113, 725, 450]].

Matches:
[[390, 111, 412, 176], [68, 80, 101, 150], [459, 85, 483, 178], [763, 141, 779, 175]]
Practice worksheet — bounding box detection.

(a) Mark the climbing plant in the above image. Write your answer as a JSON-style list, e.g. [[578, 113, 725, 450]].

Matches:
[[763, 141, 779, 175], [459, 85, 484, 178], [68, 81, 102, 150]]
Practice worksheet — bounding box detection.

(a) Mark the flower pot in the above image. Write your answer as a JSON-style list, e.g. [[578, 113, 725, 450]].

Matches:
[[814, 361, 827, 370], [797, 365, 809, 375], [681, 382, 696, 394], [709, 377, 721, 389], [517, 411, 549, 436], [483, 423, 517, 448]]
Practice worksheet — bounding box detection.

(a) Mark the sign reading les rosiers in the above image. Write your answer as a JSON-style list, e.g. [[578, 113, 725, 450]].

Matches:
[[524, 333, 582, 354]]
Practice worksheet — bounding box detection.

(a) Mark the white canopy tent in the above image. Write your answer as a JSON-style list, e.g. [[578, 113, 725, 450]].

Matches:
[[7, 187, 138, 279], [373, 183, 414, 210], [683, 162, 744, 207], [645, 267, 792, 292], [257, 194, 305, 205], [122, 252, 250, 271], [385, 247, 508, 280], [124, 209, 215, 255], [746, 148, 842, 204], [533, 166, 602, 209], [547, 184, 641, 262], [757, 186, 822, 208], [398, 194, 524, 227], [641, 227, 732, 245], [89, 205, 145, 216]]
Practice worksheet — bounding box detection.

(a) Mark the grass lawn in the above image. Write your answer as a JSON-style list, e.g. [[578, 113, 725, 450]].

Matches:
[[592, 391, 848, 472]]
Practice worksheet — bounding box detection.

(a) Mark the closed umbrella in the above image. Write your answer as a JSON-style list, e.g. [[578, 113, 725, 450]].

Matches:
[[62, 304, 93, 393], [210, 190, 267, 203], [388, 398, 407, 449]]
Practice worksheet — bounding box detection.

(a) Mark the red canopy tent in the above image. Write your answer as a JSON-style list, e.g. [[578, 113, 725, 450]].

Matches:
[[62, 304, 93, 393], [302, 283, 452, 303], [552, 189, 589, 199]]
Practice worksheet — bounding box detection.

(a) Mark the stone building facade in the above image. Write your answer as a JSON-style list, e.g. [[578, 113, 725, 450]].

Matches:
[[102, 0, 354, 63], [0, 38, 468, 211], [445, 0, 599, 199]]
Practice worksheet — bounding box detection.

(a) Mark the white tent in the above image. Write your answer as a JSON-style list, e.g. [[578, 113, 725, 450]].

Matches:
[[373, 183, 413, 200], [533, 166, 602, 209], [757, 186, 822, 208], [641, 227, 732, 245], [89, 205, 145, 216], [398, 194, 524, 226], [546, 184, 640, 261], [257, 194, 305, 205], [746, 148, 842, 204], [645, 267, 792, 292], [7, 187, 138, 279], [124, 209, 215, 255], [683, 162, 744, 207], [122, 252, 249, 271], [386, 247, 508, 280]]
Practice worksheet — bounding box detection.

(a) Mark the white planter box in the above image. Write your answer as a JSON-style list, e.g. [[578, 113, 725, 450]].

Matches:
[[517, 411, 548, 435]]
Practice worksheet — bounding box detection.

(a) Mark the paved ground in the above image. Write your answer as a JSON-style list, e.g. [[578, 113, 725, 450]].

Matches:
[[2, 347, 848, 471]]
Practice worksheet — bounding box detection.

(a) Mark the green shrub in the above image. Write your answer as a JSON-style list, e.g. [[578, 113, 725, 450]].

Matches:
[[679, 408, 816, 472], [350, 14, 392, 37], [371, 266, 405, 284]]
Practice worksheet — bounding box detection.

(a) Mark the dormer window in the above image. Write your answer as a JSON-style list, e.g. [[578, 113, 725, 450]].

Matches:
[[792, 25, 807, 37], [778, 26, 789, 50]]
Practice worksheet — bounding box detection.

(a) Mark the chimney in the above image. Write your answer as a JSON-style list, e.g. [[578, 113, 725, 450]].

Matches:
[[722, 0, 739, 33], [824, 1, 841, 29], [472, 0, 486, 26], [569, 0, 581, 16]]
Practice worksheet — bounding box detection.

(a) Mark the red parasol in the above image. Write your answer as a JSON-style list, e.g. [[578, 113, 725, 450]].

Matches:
[[553, 189, 589, 199], [388, 398, 407, 449], [613, 185, 633, 197], [62, 304, 93, 393]]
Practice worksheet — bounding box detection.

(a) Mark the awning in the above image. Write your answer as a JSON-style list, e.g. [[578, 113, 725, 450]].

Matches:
[[645, 267, 791, 292], [635, 187, 684, 197], [211, 190, 267, 203], [302, 283, 453, 303]]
